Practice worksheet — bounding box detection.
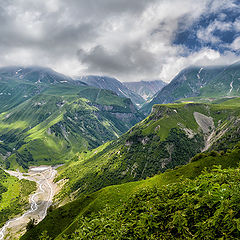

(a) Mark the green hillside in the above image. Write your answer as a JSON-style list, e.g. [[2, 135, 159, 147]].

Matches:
[[20, 140, 240, 239], [200, 62, 240, 97], [20, 99, 240, 239], [0, 168, 36, 227], [0, 67, 143, 170], [0, 66, 80, 114], [54, 100, 240, 204], [0, 83, 143, 170]]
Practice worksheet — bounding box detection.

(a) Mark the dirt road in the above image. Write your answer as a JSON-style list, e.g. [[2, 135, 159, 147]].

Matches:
[[0, 166, 59, 240]]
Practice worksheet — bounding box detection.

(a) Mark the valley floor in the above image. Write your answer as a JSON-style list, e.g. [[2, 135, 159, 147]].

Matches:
[[0, 166, 59, 240]]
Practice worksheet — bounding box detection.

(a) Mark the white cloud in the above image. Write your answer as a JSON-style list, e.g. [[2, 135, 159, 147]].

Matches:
[[230, 37, 240, 50], [0, 0, 239, 83]]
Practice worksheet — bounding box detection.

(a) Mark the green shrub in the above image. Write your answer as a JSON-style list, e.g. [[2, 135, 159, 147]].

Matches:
[[70, 167, 240, 240]]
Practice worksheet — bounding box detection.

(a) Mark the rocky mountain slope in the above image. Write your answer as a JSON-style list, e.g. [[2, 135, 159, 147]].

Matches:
[[123, 80, 166, 100], [142, 62, 240, 114], [75, 75, 145, 107]]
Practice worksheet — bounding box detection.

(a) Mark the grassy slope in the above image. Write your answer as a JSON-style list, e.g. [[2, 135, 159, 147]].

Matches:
[[0, 78, 45, 114], [141, 66, 222, 114], [0, 168, 36, 227], [21, 141, 240, 239], [54, 100, 240, 203], [0, 83, 143, 170], [21, 99, 240, 239], [70, 167, 240, 240]]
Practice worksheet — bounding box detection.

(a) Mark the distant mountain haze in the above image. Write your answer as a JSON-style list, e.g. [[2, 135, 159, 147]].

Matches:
[[123, 80, 166, 100], [75, 75, 145, 107], [141, 61, 240, 114]]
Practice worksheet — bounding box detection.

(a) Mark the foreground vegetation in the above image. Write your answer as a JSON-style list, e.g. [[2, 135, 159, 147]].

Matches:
[[71, 167, 240, 240]]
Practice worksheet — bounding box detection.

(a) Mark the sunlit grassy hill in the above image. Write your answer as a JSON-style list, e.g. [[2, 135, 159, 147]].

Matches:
[[0, 67, 143, 170], [54, 98, 240, 203], [21, 134, 240, 239]]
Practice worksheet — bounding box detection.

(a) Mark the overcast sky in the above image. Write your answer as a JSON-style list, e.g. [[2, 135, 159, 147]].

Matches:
[[0, 0, 239, 82]]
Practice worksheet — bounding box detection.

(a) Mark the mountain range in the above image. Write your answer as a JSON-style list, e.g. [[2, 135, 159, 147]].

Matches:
[[1, 62, 240, 240], [123, 80, 166, 100], [141, 61, 240, 114], [75, 75, 145, 107]]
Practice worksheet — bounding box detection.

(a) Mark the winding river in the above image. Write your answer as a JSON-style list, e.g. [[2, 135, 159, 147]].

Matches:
[[0, 166, 57, 240]]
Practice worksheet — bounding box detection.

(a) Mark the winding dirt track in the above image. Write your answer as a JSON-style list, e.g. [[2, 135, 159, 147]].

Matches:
[[0, 166, 58, 240]]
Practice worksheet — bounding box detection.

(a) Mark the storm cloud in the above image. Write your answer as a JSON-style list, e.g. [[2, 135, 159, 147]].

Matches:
[[0, 0, 239, 82]]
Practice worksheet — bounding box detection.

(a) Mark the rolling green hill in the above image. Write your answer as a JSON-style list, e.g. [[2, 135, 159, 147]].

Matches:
[[142, 61, 240, 114], [0, 168, 36, 228], [0, 67, 143, 170]]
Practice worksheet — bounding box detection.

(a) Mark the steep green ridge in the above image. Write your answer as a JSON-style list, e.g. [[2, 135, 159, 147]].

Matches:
[[0, 67, 143, 170], [53, 99, 240, 205], [142, 61, 240, 114], [54, 103, 204, 202], [0, 168, 36, 227], [21, 141, 240, 239]]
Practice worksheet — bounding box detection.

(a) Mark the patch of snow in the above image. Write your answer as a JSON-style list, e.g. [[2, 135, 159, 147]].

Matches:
[[142, 93, 149, 100], [5, 113, 11, 119], [229, 81, 233, 94], [15, 69, 22, 75], [118, 88, 127, 96], [197, 68, 203, 79]]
